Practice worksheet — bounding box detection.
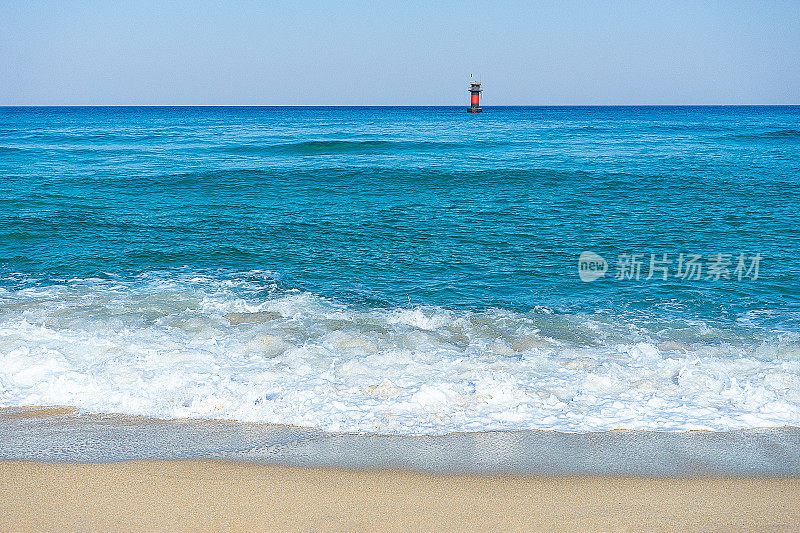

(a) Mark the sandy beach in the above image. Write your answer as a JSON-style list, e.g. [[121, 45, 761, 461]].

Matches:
[[2, 410, 799, 530], [1, 460, 798, 532]]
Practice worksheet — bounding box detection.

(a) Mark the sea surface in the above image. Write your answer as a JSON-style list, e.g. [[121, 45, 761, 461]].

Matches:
[[1, 106, 799, 435]]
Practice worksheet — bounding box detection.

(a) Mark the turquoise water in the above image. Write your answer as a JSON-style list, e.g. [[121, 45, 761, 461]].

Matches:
[[1, 106, 799, 433]]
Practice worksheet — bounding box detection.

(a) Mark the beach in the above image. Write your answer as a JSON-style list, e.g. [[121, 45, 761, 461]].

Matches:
[[1, 105, 799, 530], [2, 410, 800, 531], [3, 0, 799, 529], [3, 460, 799, 532]]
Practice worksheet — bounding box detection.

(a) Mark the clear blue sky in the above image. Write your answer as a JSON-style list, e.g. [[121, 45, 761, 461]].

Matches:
[[1, 0, 798, 105]]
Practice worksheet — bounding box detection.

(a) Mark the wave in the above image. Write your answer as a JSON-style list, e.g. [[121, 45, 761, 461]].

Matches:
[[217, 139, 478, 156], [725, 129, 800, 140], [0, 270, 798, 435], [0, 146, 29, 154]]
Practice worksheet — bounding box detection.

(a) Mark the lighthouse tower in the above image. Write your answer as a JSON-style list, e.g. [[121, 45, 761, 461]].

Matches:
[[467, 79, 483, 113]]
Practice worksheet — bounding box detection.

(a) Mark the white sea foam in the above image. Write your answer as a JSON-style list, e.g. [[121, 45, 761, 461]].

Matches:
[[1, 272, 799, 435]]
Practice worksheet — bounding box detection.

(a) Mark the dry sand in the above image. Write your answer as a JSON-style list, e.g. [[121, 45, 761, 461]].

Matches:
[[1, 460, 798, 532]]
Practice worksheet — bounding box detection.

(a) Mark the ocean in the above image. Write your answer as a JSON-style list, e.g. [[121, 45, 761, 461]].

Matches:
[[1, 105, 799, 435]]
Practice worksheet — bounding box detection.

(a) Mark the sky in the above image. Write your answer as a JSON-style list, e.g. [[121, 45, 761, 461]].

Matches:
[[1, 0, 798, 105]]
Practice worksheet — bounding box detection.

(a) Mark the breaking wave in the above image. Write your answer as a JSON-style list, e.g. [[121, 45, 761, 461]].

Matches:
[[1, 270, 798, 435]]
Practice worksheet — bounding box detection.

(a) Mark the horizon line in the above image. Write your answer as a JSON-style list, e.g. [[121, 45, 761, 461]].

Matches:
[[2, 104, 799, 108]]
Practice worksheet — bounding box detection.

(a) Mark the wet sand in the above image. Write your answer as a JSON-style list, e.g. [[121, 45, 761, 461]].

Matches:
[[2, 410, 798, 530], [1, 460, 798, 532], [3, 408, 800, 477]]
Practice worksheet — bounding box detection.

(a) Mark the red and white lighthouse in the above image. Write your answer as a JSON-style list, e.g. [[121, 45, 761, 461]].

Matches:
[[467, 78, 483, 113]]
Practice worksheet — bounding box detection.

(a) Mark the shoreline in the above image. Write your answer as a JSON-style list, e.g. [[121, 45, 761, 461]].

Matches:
[[2, 407, 800, 477], [2, 460, 799, 532]]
